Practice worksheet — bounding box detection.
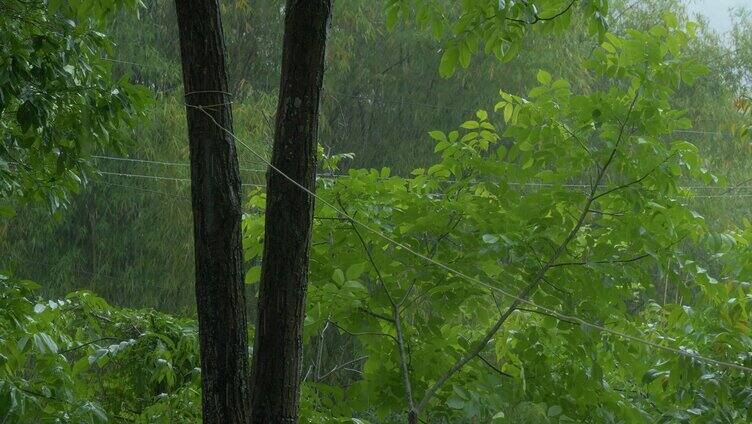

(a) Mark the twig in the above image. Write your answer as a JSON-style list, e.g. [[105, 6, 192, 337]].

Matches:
[[359, 307, 395, 323], [317, 356, 368, 382], [398, 280, 417, 308], [517, 307, 576, 325], [58, 337, 121, 354], [327, 320, 398, 344], [550, 253, 650, 268], [541, 277, 571, 296], [592, 153, 675, 201], [339, 198, 416, 416], [477, 354, 513, 378], [588, 209, 627, 217], [315, 321, 330, 380], [347, 217, 416, 413], [506, 0, 577, 24]]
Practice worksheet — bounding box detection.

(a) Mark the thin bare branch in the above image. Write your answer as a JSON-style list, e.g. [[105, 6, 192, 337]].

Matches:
[[506, 0, 577, 24], [317, 356, 368, 382], [588, 209, 627, 217], [541, 277, 571, 296], [398, 280, 417, 308], [315, 321, 330, 380], [551, 253, 650, 268], [58, 337, 121, 354], [359, 307, 395, 323], [517, 307, 577, 325], [592, 153, 675, 201], [327, 320, 398, 344]]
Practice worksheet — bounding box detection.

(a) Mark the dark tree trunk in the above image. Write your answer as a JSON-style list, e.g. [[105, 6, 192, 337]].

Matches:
[[174, 1, 251, 423], [250, 0, 332, 422]]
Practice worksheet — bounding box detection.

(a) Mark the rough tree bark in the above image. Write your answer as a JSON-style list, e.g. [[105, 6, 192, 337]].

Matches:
[[174, 1, 251, 423], [249, 0, 332, 422]]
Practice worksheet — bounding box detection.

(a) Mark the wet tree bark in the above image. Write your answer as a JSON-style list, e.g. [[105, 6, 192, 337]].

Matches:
[[174, 1, 251, 423], [249, 0, 332, 422]]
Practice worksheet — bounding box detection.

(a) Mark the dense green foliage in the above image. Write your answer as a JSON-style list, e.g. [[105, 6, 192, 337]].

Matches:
[[246, 17, 752, 421], [0, 0, 148, 213], [0, 274, 202, 423], [2, 0, 752, 422], [385, 0, 609, 77]]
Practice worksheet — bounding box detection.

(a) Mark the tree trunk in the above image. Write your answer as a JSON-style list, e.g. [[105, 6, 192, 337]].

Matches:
[[174, 1, 251, 423], [250, 1, 331, 422]]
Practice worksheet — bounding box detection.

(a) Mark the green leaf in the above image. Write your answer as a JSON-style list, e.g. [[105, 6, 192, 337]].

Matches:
[[536, 70, 552, 85], [642, 369, 669, 384], [501, 41, 521, 63], [503, 103, 513, 123], [439, 45, 458, 77], [385, 4, 399, 29], [461, 120, 480, 129], [16, 101, 39, 132], [0, 204, 15, 218], [548, 405, 562, 417], [346, 263, 366, 280], [428, 131, 447, 142], [482, 234, 499, 244], [434, 140, 450, 153], [73, 356, 90, 374], [446, 394, 465, 409], [245, 266, 261, 285], [33, 333, 58, 354], [459, 44, 471, 68], [332, 269, 346, 285]]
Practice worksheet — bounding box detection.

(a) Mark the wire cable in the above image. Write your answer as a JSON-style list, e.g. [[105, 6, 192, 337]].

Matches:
[[98, 171, 265, 187], [92, 155, 267, 173], [92, 155, 752, 192]]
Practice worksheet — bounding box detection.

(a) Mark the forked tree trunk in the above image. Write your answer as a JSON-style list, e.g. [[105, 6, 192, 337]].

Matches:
[[174, 1, 251, 423], [250, 0, 332, 422]]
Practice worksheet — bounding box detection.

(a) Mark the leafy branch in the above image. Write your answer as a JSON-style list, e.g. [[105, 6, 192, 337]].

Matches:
[[409, 88, 642, 421], [505, 0, 578, 25], [339, 198, 417, 419]]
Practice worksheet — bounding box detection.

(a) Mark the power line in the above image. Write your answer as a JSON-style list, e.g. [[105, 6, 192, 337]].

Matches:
[[100, 181, 188, 200], [95, 167, 752, 199], [98, 171, 189, 183], [694, 193, 752, 198], [94, 156, 752, 192], [101, 57, 164, 70], [97, 169, 347, 186], [10, 153, 749, 193], [190, 103, 752, 374], [98, 171, 265, 187], [98, 174, 752, 200], [92, 155, 267, 173], [673, 129, 723, 136]]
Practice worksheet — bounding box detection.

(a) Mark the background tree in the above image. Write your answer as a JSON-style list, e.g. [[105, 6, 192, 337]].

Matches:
[[173, 0, 251, 422]]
